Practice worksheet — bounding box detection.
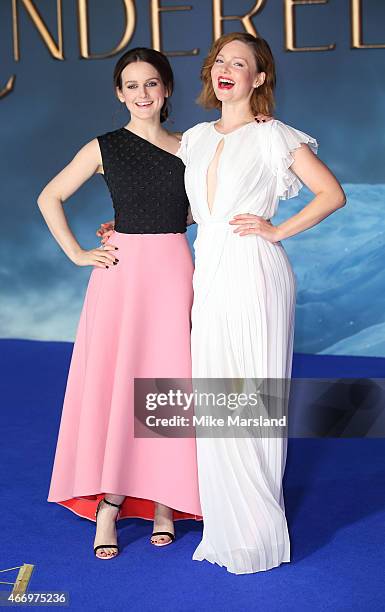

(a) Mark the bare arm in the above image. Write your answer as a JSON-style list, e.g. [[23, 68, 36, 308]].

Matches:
[[230, 144, 346, 240], [37, 139, 118, 267], [276, 145, 346, 239]]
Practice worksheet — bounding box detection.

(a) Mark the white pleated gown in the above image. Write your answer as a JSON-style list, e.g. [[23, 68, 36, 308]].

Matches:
[[177, 119, 318, 574]]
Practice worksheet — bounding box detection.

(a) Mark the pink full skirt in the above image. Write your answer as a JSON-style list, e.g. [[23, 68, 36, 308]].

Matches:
[[47, 231, 202, 522]]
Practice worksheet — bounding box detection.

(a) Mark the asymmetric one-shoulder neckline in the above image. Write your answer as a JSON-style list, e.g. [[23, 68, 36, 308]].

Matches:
[[120, 127, 182, 160]]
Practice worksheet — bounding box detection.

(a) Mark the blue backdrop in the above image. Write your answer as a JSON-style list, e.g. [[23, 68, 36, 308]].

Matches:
[[1, 0, 384, 356]]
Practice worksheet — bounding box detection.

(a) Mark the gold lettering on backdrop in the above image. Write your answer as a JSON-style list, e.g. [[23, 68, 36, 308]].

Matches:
[[77, 0, 136, 59], [150, 1, 199, 56], [212, 0, 266, 40], [11, 0, 64, 61], [0, 75, 16, 100], [284, 0, 335, 52], [351, 0, 385, 49]]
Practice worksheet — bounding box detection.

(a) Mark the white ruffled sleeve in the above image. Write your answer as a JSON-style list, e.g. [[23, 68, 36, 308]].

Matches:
[[267, 120, 319, 200]]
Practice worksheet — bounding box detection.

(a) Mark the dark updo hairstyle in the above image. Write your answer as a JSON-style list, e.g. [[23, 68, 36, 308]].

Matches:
[[113, 47, 174, 123]]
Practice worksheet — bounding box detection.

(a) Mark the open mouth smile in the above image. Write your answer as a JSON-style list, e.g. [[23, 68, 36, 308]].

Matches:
[[218, 77, 235, 90], [135, 101, 153, 107]]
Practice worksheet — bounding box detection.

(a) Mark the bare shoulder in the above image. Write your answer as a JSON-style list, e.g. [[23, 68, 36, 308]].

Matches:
[[162, 130, 183, 154], [75, 138, 101, 158], [164, 129, 183, 143], [76, 138, 103, 174], [83, 138, 102, 155], [169, 125, 207, 143]]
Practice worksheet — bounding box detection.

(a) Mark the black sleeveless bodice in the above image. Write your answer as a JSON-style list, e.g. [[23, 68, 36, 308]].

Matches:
[[97, 128, 189, 234]]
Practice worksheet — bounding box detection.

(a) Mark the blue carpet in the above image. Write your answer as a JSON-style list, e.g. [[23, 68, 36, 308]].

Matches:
[[1, 339, 384, 611]]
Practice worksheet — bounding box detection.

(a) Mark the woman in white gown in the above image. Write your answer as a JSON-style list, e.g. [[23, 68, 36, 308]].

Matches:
[[177, 32, 346, 574]]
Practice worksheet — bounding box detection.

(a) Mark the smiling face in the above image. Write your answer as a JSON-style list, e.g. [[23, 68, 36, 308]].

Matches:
[[116, 61, 168, 122], [210, 40, 265, 107]]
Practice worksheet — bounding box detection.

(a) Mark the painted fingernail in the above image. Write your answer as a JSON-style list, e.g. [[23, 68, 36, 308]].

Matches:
[[106, 265, 109, 268]]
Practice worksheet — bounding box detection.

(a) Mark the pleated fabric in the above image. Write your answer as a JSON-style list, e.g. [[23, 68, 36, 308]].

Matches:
[[47, 231, 202, 522], [177, 119, 318, 573]]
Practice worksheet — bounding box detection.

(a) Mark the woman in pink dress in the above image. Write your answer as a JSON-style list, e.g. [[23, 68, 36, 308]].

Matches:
[[38, 48, 202, 560]]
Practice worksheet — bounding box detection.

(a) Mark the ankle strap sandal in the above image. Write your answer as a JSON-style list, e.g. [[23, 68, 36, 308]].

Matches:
[[94, 497, 123, 558]]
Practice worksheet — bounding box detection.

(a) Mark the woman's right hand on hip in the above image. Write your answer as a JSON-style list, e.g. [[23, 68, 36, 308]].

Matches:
[[73, 245, 118, 268]]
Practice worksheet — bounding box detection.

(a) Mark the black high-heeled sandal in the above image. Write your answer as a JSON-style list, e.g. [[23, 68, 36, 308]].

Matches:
[[150, 531, 176, 546], [94, 497, 122, 559]]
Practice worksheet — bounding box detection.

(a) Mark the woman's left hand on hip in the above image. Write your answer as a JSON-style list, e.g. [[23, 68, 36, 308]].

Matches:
[[229, 214, 281, 242]]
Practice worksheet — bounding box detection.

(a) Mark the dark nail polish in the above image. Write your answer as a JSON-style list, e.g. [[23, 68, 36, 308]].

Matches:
[[115, 258, 119, 262], [106, 266, 109, 268], [113, 261, 117, 265]]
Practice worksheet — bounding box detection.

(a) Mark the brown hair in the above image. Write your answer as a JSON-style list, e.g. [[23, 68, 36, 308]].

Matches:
[[197, 32, 276, 116], [113, 47, 174, 123]]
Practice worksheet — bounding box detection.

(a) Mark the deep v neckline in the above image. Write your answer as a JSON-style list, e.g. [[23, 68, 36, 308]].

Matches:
[[206, 137, 225, 216], [205, 120, 259, 216]]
